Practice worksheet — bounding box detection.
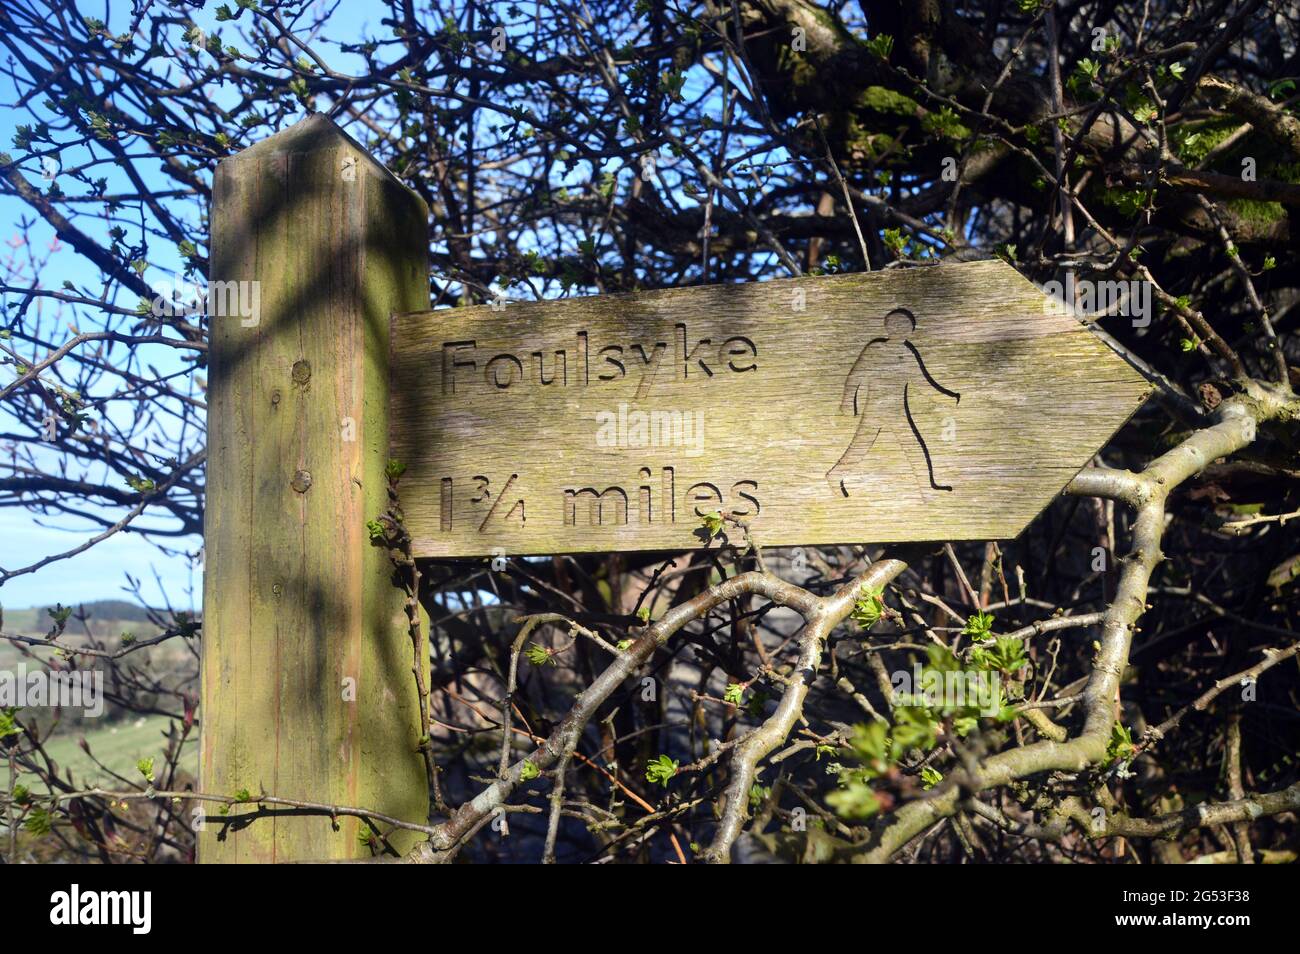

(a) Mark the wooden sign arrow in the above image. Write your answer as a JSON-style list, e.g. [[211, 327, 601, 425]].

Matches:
[[389, 260, 1150, 557]]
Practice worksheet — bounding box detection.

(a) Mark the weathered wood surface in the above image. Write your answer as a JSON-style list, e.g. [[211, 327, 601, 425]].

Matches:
[[390, 260, 1151, 557], [202, 114, 429, 862]]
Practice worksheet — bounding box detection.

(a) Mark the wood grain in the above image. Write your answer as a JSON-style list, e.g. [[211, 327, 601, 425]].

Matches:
[[390, 260, 1151, 558], [202, 115, 429, 862]]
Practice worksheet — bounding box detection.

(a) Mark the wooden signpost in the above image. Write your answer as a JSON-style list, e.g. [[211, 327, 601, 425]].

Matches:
[[203, 116, 429, 863], [390, 260, 1151, 557], [203, 115, 1149, 863]]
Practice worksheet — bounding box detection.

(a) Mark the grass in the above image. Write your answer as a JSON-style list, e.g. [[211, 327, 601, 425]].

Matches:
[[30, 714, 197, 789], [4, 715, 199, 862]]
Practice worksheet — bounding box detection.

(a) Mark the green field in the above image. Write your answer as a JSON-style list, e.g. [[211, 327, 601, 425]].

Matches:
[[33, 714, 198, 789], [3, 600, 198, 793]]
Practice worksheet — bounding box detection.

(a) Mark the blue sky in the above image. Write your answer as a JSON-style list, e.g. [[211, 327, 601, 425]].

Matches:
[[0, 3, 455, 611], [0, 2, 590, 611], [0, 2, 825, 612], [0, 506, 201, 608], [1, 6, 234, 611]]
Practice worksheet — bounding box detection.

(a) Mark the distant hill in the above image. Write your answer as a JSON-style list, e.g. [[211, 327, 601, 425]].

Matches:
[[2, 598, 161, 634], [70, 599, 160, 623]]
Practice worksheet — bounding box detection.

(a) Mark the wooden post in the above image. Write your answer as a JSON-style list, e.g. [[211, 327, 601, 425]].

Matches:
[[201, 114, 430, 862]]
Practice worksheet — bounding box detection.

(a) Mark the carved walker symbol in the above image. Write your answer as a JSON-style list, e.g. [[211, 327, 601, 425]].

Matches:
[[826, 308, 961, 498]]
